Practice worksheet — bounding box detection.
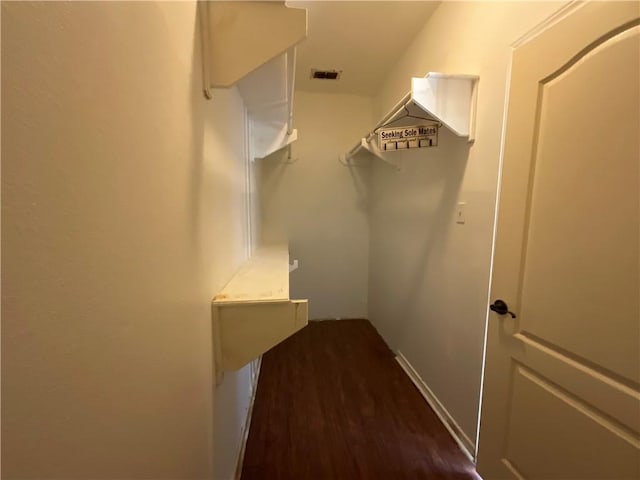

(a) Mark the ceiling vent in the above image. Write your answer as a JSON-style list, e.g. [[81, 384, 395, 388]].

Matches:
[[311, 69, 342, 80]]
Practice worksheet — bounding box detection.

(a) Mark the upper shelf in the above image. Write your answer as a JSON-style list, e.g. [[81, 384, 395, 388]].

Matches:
[[199, 2, 307, 160], [412, 73, 479, 139], [341, 73, 479, 167], [199, 1, 307, 89]]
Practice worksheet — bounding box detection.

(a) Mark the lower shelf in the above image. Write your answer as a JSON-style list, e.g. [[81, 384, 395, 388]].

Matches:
[[213, 299, 308, 373], [212, 244, 308, 384]]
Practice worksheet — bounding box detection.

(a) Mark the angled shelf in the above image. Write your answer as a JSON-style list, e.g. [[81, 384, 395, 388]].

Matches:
[[199, 1, 307, 89], [212, 244, 308, 385], [199, 2, 307, 160], [412, 73, 479, 139], [342, 72, 479, 167]]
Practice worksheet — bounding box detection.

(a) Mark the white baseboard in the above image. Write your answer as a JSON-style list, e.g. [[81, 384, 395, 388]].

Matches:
[[395, 351, 476, 462], [234, 357, 262, 480]]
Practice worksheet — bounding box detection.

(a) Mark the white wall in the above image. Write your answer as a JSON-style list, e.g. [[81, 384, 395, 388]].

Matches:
[[260, 92, 372, 319], [368, 1, 567, 450], [2, 2, 254, 478]]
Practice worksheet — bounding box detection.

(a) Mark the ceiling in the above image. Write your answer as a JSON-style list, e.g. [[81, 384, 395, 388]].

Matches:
[[289, 1, 440, 96]]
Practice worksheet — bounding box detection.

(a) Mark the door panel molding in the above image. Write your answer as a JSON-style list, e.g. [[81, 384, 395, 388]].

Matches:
[[478, 3, 640, 477]]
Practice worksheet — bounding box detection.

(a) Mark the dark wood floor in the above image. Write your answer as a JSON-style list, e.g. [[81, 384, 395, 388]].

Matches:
[[240, 319, 479, 480]]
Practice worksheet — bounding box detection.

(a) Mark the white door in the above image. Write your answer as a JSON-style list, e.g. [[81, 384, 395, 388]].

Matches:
[[477, 2, 640, 479]]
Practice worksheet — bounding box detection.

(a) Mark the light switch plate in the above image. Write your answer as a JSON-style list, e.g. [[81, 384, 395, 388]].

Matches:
[[456, 202, 467, 224]]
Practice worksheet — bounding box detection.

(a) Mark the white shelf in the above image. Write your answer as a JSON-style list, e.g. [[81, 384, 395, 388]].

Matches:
[[412, 73, 479, 139], [237, 50, 299, 160], [199, 2, 307, 89], [213, 245, 290, 304], [212, 244, 308, 384], [342, 73, 478, 167], [199, 2, 307, 160], [253, 127, 298, 161]]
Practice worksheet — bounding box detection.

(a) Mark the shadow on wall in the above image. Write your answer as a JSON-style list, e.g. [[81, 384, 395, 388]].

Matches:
[[368, 129, 471, 348], [188, 8, 205, 250], [258, 144, 372, 240], [344, 158, 373, 215], [187, 10, 254, 480], [398, 133, 469, 348], [258, 149, 291, 243], [257, 91, 373, 320]]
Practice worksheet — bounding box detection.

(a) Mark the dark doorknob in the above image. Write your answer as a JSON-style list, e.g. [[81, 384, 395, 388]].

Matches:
[[490, 299, 516, 318]]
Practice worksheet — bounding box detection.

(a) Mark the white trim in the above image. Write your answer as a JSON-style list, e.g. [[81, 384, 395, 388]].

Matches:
[[476, 19, 519, 457], [395, 351, 475, 462], [234, 357, 262, 480], [511, 0, 585, 48], [476, 0, 587, 457]]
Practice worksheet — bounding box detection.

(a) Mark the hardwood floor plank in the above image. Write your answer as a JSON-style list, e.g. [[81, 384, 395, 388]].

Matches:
[[240, 319, 479, 480]]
